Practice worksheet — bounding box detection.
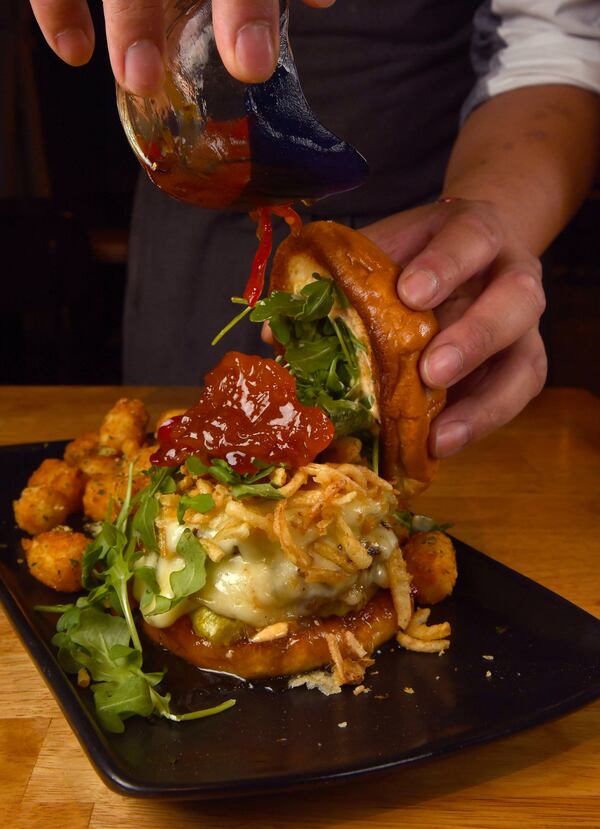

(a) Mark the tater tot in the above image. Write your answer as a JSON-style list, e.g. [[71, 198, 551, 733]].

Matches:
[[22, 527, 88, 592], [99, 398, 149, 456], [28, 459, 86, 511], [63, 431, 99, 467], [14, 459, 86, 534], [131, 444, 157, 481], [14, 486, 71, 535], [402, 531, 457, 605], [83, 474, 127, 522], [78, 452, 122, 478]]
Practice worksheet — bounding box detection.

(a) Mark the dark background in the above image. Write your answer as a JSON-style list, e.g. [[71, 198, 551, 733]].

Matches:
[[2, 8, 599, 392]]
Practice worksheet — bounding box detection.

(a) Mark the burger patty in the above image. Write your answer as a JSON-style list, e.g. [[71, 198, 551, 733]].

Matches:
[[142, 588, 397, 679]]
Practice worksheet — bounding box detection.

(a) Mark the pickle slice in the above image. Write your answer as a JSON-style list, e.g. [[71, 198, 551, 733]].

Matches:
[[189, 606, 249, 646]]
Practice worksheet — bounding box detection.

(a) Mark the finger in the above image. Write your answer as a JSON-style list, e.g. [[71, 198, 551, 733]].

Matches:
[[398, 205, 504, 309], [302, 0, 336, 7], [212, 0, 280, 83], [261, 321, 274, 344], [360, 204, 443, 267], [430, 328, 547, 457], [102, 0, 165, 96], [421, 262, 545, 389], [30, 0, 95, 65]]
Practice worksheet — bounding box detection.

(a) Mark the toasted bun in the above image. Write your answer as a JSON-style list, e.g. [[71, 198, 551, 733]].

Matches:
[[142, 589, 397, 680], [269, 221, 445, 497]]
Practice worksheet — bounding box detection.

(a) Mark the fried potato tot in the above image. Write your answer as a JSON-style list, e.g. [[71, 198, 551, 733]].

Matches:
[[402, 530, 457, 605], [83, 474, 127, 522], [28, 459, 86, 505], [82, 456, 153, 522], [63, 431, 100, 467], [22, 527, 88, 592], [13, 459, 86, 534], [131, 444, 157, 479], [14, 487, 71, 535], [99, 398, 149, 456], [65, 433, 121, 477]]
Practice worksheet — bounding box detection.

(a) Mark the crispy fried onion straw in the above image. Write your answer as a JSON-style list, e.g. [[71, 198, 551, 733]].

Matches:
[[397, 607, 451, 653]]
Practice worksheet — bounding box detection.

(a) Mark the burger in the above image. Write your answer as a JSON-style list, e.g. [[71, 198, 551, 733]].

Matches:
[[135, 221, 456, 689], [15, 221, 456, 697]]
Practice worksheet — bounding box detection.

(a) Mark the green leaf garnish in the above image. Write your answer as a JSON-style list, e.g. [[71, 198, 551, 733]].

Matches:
[[250, 275, 375, 455], [184, 456, 283, 500], [394, 510, 454, 534], [230, 482, 284, 500], [176, 492, 215, 524], [41, 464, 235, 733], [211, 301, 251, 346]]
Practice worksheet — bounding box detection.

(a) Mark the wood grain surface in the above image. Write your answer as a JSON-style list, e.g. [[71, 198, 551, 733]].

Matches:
[[1, 386, 599, 828]]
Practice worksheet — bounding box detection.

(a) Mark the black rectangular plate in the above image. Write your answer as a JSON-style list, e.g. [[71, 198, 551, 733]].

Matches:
[[2, 440, 600, 799]]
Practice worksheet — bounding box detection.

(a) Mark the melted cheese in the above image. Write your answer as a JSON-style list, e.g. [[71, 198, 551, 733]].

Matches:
[[135, 484, 399, 629], [133, 550, 194, 628]]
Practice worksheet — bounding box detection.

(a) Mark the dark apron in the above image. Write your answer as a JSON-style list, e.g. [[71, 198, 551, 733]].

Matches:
[[124, 0, 480, 384]]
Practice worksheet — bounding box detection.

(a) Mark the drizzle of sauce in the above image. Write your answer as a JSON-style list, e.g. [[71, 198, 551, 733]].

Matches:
[[244, 205, 302, 306], [137, 118, 303, 306], [151, 352, 334, 472]]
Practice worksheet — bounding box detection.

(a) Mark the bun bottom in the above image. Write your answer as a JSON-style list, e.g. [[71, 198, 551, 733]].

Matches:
[[142, 589, 398, 680]]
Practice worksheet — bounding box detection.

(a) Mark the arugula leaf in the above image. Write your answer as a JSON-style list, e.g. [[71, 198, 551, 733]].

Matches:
[[211, 303, 252, 346], [176, 492, 215, 524], [132, 495, 160, 551], [149, 688, 236, 723], [249, 275, 376, 453], [284, 337, 340, 375], [183, 456, 283, 500], [250, 277, 334, 324], [171, 529, 208, 598], [230, 482, 284, 500], [317, 393, 373, 438], [93, 675, 154, 734], [394, 510, 454, 534], [268, 314, 292, 346], [140, 529, 208, 618], [249, 292, 305, 322], [185, 456, 207, 476], [44, 465, 236, 732]]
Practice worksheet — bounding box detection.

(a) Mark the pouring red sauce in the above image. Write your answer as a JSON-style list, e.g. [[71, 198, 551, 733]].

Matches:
[[138, 119, 303, 307], [244, 205, 302, 306], [151, 352, 334, 472]]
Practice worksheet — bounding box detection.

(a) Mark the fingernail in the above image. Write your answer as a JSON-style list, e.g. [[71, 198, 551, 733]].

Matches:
[[235, 22, 275, 81], [56, 28, 92, 65], [398, 269, 439, 308], [433, 421, 470, 458], [125, 40, 164, 96], [424, 344, 463, 387]]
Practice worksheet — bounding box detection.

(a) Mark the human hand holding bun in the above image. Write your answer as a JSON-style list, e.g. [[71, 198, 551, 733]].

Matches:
[[362, 198, 547, 459]]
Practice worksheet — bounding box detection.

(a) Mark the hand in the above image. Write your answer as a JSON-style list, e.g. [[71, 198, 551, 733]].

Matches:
[[361, 199, 547, 458], [29, 0, 335, 96]]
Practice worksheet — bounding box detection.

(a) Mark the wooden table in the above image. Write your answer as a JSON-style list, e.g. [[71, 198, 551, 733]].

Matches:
[[1, 386, 599, 827]]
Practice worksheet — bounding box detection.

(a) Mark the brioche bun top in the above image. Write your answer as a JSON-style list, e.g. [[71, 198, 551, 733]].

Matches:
[[270, 220, 445, 497]]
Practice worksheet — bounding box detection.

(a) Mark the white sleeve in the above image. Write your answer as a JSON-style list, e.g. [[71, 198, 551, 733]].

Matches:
[[462, 0, 600, 119]]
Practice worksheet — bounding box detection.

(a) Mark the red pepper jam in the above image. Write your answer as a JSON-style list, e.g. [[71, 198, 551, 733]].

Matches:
[[151, 352, 334, 473]]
